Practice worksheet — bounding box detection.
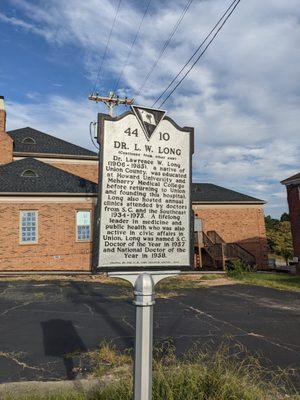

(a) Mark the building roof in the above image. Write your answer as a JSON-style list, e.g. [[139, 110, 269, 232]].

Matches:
[[281, 172, 300, 185], [192, 183, 265, 204], [0, 158, 265, 203], [0, 158, 97, 195], [7, 127, 98, 159]]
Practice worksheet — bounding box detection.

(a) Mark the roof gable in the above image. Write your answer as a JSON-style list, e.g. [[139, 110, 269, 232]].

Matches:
[[192, 183, 265, 204], [0, 158, 97, 194], [281, 172, 300, 185], [7, 127, 97, 158]]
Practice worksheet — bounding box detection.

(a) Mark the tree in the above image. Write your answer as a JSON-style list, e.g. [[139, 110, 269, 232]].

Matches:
[[280, 212, 290, 222], [265, 215, 280, 230], [266, 219, 293, 265]]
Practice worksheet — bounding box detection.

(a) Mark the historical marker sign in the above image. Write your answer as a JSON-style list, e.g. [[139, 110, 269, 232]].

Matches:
[[97, 106, 194, 271]]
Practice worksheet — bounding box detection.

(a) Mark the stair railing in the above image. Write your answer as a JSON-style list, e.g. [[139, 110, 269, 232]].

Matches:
[[207, 230, 225, 244], [203, 232, 222, 259], [207, 231, 256, 266], [227, 242, 256, 265]]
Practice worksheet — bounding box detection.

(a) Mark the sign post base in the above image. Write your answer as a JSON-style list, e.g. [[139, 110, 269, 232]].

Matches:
[[108, 271, 180, 400]]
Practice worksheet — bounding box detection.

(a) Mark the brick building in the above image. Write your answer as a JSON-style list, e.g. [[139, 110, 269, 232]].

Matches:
[[281, 173, 300, 274], [192, 184, 267, 269], [0, 96, 268, 272]]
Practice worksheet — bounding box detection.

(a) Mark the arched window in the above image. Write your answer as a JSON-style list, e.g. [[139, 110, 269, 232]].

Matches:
[[22, 137, 36, 144], [21, 169, 38, 177]]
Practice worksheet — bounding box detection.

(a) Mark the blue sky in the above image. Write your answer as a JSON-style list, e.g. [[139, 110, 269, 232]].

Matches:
[[0, 0, 299, 217]]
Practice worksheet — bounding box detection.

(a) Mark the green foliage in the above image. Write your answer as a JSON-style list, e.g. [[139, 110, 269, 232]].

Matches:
[[226, 259, 251, 278], [265, 216, 293, 265], [265, 215, 280, 230], [280, 212, 290, 222], [228, 271, 300, 292], [8, 343, 299, 400]]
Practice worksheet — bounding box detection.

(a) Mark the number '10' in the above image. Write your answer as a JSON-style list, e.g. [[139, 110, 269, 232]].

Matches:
[[159, 132, 170, 141]]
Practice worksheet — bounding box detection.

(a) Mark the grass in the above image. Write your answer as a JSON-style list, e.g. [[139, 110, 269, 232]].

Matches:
[[156, 274, 222, 291], [65, 274, 225, 301], [228, 271, 300, 292], [34, 292, 45, 300], [5, 342, 300, 400]]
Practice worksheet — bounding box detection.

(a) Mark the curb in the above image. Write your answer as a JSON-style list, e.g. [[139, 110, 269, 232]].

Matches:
[[0, 378, 107, 399]]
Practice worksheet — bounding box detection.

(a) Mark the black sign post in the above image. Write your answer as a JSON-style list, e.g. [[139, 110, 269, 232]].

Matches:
[[96, 105, 194, 399]]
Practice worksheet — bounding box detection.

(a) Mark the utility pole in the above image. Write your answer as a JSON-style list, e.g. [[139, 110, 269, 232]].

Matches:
[[88, 91, 134, 116]]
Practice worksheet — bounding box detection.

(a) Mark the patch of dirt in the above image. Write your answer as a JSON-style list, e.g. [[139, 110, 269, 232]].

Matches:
[[0, 274, 123, 285], [161, 274, 236, 288], [0, 273, 236, 291], [201, 277, 237, 287]]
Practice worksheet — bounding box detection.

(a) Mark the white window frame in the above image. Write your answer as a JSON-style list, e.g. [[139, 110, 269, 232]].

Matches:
[[76, 210, 92, 242], [19, 210, 38, 244]]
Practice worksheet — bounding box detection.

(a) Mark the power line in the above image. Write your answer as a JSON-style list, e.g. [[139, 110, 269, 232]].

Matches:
[[89, 122, 99, 150], [92, 0, 122, 94], [157, 0, 241, 108], [113, 0, 152, 94], [152, 0, 239, 107], [134, 0, 194, 99]]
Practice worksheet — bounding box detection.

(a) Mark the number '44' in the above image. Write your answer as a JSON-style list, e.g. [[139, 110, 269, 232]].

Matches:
[[124, 128, 138, 137]]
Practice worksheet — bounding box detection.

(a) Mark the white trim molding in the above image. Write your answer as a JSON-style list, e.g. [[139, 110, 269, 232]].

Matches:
[[13, 156, 99, 165], [0, 196, 97, 203]]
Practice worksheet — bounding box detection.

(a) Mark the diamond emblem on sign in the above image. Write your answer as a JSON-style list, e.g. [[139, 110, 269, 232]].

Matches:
[[132, 105, 166, 140]]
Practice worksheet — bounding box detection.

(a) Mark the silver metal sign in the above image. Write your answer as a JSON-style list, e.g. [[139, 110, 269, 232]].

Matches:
[[96, 105, 194, 271]]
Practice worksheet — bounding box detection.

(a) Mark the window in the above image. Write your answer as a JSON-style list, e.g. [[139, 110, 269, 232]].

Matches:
[[20, 211, 38, 244], [76, 210, 91, 241], [194, 217, 203, 232], [22, 137, 36, 144], [21, 169, 38, 177]]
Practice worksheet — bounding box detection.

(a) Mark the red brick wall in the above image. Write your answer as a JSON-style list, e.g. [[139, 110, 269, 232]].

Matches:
[[193, 205, 268, 268], [0, 201, 94, 271], [0, 109, 5, 133], [287, 185, 300, 262], [47, 162, 99, 183], [0, 110, 13, 165]]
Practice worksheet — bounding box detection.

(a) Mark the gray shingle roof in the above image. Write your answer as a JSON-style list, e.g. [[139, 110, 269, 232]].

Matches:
[[0, 158, 265, 203], [7, 127, 97, 158], [192, 183, 265, 204], [0, 158, 97, 194]]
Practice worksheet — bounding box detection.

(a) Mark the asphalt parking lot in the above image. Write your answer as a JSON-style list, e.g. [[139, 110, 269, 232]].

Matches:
[[0, 278, 299, 384]]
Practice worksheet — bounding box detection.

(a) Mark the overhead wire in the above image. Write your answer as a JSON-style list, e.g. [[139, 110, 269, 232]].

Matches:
[[152, 0, 240, 107], [113, 0, 152, 94], [92, 0, 122, 94], [89, 122, 99, 150], [134, 0, 194, 100], [157, 0, 241, 108]]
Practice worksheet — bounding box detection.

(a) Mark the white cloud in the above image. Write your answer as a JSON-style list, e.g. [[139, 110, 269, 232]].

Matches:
[[6, 96, 98, 151], [0, 11, 57, 41], [2, 0, 300, 217]]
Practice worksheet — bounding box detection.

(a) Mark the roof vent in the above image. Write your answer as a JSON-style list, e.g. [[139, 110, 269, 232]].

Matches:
[[79, 178, 86, 188], [21, 169, 38, 177], [193, 185, 201, 192], [22, 137, 36, 144]]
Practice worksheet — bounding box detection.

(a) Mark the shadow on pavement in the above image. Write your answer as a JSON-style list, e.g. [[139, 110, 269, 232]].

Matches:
[[67, 281, 134, 349], [41, 319, 87, 380]]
